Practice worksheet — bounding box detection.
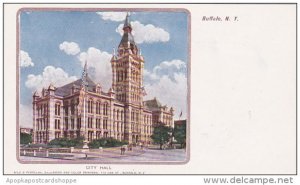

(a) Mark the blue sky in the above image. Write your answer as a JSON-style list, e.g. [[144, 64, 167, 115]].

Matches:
[[19, 10, 188, 127]]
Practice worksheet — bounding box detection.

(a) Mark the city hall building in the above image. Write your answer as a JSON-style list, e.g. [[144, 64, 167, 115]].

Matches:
[[32, 14, 174, 144]]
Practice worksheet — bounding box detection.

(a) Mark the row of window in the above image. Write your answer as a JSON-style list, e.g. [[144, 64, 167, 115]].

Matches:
[[35, 131, 48, 143], [143, 115, 152, 125], [87, 100, 109, 115], [131, 123, 152, 134], [36, 118, 48, 131], [55, 103, 61, 116], [64, 104, 75, 116], [116, 70, 127, 82], [131, 111, 140, 122], [63, 99, 79, 115], [63, 131, 80, 139], [162, 114, 173, 126], [64, 118, 81, 130], [117, 93, 126, 102], [37, 103, 49, 117], [37, 114, 152, 131], [88, 131, 109, 141], [116, 69, 140, 82], [55, 100, 109, 116], [88, 118, 108, 129], [113, 109, 124, 121], [54, 119, 61, 130], [131, 93, 141, 102], [144, 126, 152, 134]]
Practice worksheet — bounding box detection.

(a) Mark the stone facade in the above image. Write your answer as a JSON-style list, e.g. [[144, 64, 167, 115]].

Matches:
[[32, 14, 174, 144]]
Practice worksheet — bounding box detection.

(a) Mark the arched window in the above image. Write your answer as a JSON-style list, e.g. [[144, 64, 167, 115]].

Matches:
[[120, 71, 123, 81], [64, 102, 69, 116], [77, 117, 81, 129], [96, 101, 101, 114], [132, 71, 135, 81], [131, 111, 134, 121], [103, 102, 108, 116], [64, 118, 68, 130], [55, 103, 60, 116], [88, 99, 93, 113], [70, 100, 75, 115]]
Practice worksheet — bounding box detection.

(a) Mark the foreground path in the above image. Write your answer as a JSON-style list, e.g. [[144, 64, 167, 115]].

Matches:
[[19, 147, 187, 163]]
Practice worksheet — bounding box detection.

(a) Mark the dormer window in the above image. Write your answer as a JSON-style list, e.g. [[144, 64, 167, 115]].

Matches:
[[96, 83, 101, 94]]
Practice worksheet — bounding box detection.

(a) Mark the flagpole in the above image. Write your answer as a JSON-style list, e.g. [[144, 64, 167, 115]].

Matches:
[[82, 60, 89, 149], [179, 110, 182, 120]]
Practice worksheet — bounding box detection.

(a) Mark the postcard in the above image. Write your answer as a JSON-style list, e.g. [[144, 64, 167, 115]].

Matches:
[[3, 3, 296, 175]]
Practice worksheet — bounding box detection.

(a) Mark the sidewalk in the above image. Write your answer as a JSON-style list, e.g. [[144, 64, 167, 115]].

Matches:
[[19, 146, 187, 162], [20, 146, 146, 161]]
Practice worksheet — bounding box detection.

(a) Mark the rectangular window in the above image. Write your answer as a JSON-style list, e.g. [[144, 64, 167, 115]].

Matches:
[[71, 118, 74, 129], [55, 104, 60, 116], [65, 118, 68, 130], [55, 132, 60, 139], [65, 106, 68, 115], [71, 104, 74, 115], [88, 117, 93, 129], [77, 118, 81, 129], [103, 119, 107, 129], [88, 100, 93, 113]]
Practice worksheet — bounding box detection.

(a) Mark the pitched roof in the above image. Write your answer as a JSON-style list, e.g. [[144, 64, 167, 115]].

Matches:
[[120, 32, 135, 46], [143, 97, 162, 111], [119, 13, 136, 47], [54, 76, 96, 97]]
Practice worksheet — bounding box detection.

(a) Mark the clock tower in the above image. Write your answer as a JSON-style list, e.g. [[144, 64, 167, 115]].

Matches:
[[111, 13, 145, 143]]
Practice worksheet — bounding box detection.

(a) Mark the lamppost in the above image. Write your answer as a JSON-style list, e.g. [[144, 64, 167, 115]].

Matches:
[[82, 91, 89, 149]]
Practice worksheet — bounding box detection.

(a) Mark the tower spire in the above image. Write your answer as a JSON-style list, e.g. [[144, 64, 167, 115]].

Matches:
[[123, 12, 132, 32], [119, 12, 136, 51]]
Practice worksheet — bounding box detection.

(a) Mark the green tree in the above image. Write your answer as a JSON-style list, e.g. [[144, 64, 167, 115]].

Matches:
[[151, 122, 172, 150], [20, 133, 32, 145], [173, 124, 186, 148]]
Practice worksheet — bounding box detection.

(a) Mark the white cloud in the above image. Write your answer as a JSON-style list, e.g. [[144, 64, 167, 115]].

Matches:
[[145, 59, 186, 82], [59, 41, 80, 55], [144, 60, 187, 119], [96, 12, 127, 22], [153, 59, 186, 78], [25, 66, 77, 91], [19, 104, 33, 128], [20, 50, 34, 67], [78, 47, 112, 91], [116, 21, 170, 44]]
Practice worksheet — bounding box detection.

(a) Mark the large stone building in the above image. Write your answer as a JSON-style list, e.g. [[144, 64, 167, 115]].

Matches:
[[32, 14, 174, 144]]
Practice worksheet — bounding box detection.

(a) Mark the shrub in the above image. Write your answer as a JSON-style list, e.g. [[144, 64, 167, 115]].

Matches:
[[88, 138, 128, 148], [27, 143, 48, 148], [49, 137, 84, 148]]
